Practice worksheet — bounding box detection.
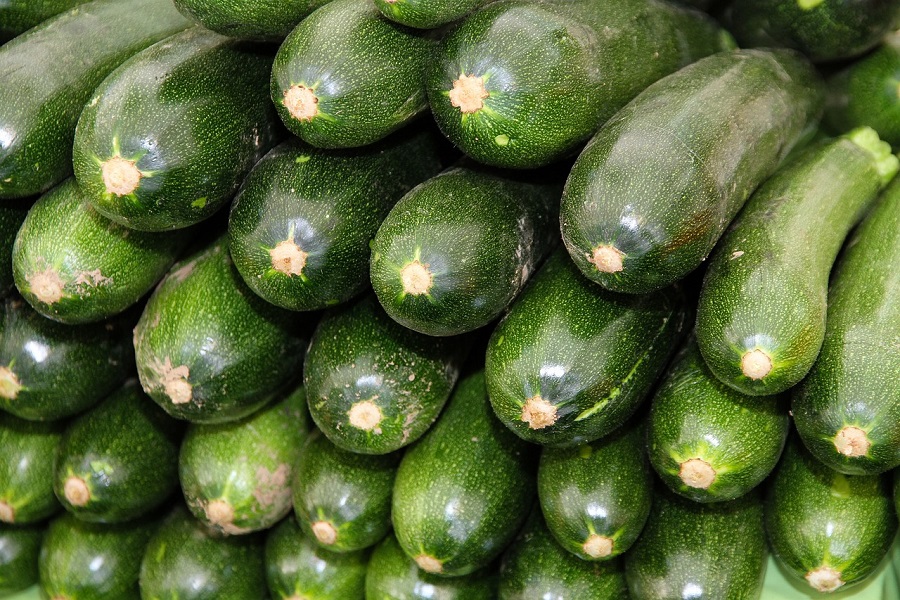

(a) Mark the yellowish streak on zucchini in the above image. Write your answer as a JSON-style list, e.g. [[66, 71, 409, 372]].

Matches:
[[833, 426, 871, 457], [63, 476, 91, 507], [582, 533, 614, 558], [0, 367, 22, 400], [400, 260, 433, 296], [414, 553, 443, 574], [311, 520, 337, 545], [27, 268, 65, 305], [284, 85, 319, 122], [797, 0, 825, 9], [269, 240, 308, 277], [588, 245, 624, 273], [521, 395, 558, 430], [741, 349, 772, 380], [0, 500, 14, 523], [806, 565, 844, 592], [679, 458, 716, 489], [449, 74, 488, 114], [101, 156, 142, 196], [347, 400, 383, 432]]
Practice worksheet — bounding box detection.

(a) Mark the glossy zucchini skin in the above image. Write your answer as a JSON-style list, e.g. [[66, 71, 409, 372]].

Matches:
[[0, 414, 63, 525], [366, 534, 497, 600], [134, 235, 310, 424], [647, 340, 790, 502], [793, 178, 900, 475], [392, 371, 536, 577], [561, 48, 824, 295], [0, 0, 191, 199], [271, 0, 434, 149], [765, 438, 897, 594], [73, 26, 281, 232], [427, 0, 731, 169], [0, 200, 30, 298], [537, 420, 651, 561], [370, 166, 560, 336], [228, 129, 444, 312], [0, 296, 132, 422], [626, 487, 768, 599], [266, 515, 369, 600], [373, 0, 489, 29], [0, 0, 92, 40], [0, 523, 42, 597], [173, 0, 334, 41], [697, 129, 896, 396], [304, 294, 466, 454], [12, 178, 188, 324], [486, 249, 688, 447]]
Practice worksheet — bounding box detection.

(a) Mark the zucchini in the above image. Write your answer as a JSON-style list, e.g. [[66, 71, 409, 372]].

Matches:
[[427, 0, 731, 169], [270, 0, 434, 148], [12, 178, 188, 324], [765, 438, 897, 593], [366, 534, 497, 600], [647, 340, 790, 502], [73, 26, 281, 232], [486, 249, 687, 447], [134, 235, 309, 424], [373, 0, 489, 29], [0, 0, 191, 199], [0, 200, 30, 298], [537, 420, 651, 561], [0, 413, 63, 525], [304, 294, 466, 454], [696, 128, 898, 396], [266, 515, 368, 600], [0, 296, 132, 421], [0, 0, 92, 40], [173, 0, 333, 41], [392, 371, 535, 577], [180, 389, 308, 535], [292, 430, 399, 553], [625, 487, 768, 599], [53, 381, 182, 524], [0, 523, 43, 597], [370, 166, 560, 336], [561, 48, 824, 295], [228, 128, 444, 312]]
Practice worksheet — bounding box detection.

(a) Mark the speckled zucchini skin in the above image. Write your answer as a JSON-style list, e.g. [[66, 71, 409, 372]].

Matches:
[[370, 167, 560, 336], [626, 487, 767, 599], [0, 523, 42, 596], [38, 512, 155, 600], [180, 389, 308, 535], [0, 413, 63, 525], [498, 510, 627, 600], [304, 294, 466, 454], [373, 0, 489, 28], [392, 371, 536, 577], [647, 340, 789, 502], [139, 505, 267, 600], [0, 200, 30, 298], [0, 296, 132, 421], [427, 0, 730, 169], [561, 49, 823, 295], [485, 249, 688, 447], [726, 0, 900, 63], [134, 235, 310, 424], [292, 430, 399, 553], [537, 420, 651, 561], [765, 438, 897, 594], [173, 0, 334, 41], [266, 515, 369, 600], [366, 534, 497, 599], [73, 27, 281, 232], [228, 129, 444, 312], [270, 0, 434, 149], [0, 0, 191, 199], [697, 130, 893, 396], [0, 0, 92, 39], [12, 179, 188, 324]]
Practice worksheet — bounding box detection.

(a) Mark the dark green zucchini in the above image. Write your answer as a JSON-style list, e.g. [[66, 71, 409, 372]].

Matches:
[[134, 235, 310, 424], [367, 533, 497, 599], [38, 512, 155, 600], [173, 0, 333, 41], [292, 430, 398, 552], [625, 487, 768, 599], [53, 381, 182, 524], [427, 0, 731, 169], [697, 128, 897, 396], [12, 178, 188, 324], [537, 420, 651, 561], [73, 26, 281, 232], [766, 438, 897, 593], [373, 0, 489, 28], [392, 371, 535, 577], [560, 48, 824, 295], [0, 413, 62, 525], [370, 166, 559, 336], [0, 296, 132, 421], [485, 249, 687, 447], [647, 340, 790, 502], [0, 523, 43, 597], [304, 294, 466, 454], [0, 0, 191, 199], [498, 510, 627, 600], [228, 129, 444, 311], [180, 389, 308, 535], [270, 0, 434, 148], [0, 200, 30, 298], [266, 515, 369, 600], [139, 505, 267, 599], [0, 0, 92, 40]]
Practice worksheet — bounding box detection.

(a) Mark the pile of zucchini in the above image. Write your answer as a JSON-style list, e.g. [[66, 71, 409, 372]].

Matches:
[[1, 0, 900, 597]]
